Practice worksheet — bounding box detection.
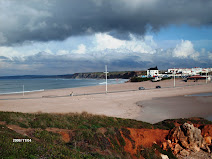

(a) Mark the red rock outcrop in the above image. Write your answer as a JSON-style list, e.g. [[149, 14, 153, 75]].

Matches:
[[120, 128, 169, 155], [163, 123, 211, 157], [201, 125, 212, 146]]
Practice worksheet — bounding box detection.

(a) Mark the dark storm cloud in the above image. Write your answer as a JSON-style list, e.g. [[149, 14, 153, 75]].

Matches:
[[0, 0, 212, 45]]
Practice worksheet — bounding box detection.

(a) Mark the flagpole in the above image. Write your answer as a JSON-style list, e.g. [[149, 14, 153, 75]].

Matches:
[[206, 71, 208, 84], [174, 68, 176, 88], [104, 65, 109, 94], [23, 85, 24, 96]]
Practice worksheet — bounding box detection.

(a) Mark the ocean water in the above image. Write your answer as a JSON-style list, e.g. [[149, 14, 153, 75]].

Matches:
[[0, 78, 128, 95], [185, 92, 212, 97], [206, 116, 212, 122], [185, 92, 212, 122]]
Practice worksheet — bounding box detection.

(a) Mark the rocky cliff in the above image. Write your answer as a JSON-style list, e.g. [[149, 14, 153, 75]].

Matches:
[[69, 71, 146, 79], [1, 111, 212, 159]]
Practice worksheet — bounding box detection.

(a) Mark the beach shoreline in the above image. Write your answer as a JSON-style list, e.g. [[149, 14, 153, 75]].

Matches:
[[0, 79, 212, 124], [0, 78, 129, 96]]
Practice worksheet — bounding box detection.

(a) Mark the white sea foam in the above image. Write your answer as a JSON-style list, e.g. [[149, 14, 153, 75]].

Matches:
[[0, 89, 44, 95], [99, 82, 106, 85]]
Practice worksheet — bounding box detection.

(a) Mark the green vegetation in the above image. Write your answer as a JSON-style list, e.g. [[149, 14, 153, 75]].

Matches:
[[154, 117, 212, 130], [152, 144, 178, 159], [0, 124, 95, 158], [140, 147, 161, 159], [1, 111, 210, 158], [130, 77, 171, 82], [161, 77, 172, 81], [0, 111, 152, 130], [0, 111, 152, 158], [130, 77, 152, 82]]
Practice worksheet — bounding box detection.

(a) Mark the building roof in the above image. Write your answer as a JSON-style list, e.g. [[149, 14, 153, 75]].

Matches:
[[148, 66, 158, 70]]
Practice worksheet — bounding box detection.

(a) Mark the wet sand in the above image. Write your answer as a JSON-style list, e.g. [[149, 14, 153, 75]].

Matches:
[[136, 95, 212, 123], [0, 79, 211, 123]]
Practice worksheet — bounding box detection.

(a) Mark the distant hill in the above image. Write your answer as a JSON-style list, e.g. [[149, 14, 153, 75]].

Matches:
[[70, 71, 146, 79], [0, 71, 147, 79]]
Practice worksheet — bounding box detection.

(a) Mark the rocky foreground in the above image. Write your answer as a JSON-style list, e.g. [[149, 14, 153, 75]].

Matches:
[[163, 122, 212, 159], [0, 112, 212, 158]]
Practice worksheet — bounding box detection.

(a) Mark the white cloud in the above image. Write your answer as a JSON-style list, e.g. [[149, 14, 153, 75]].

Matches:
[[94, 33, 125, 51], [0, 57, 41, 71], [208, 52, 212, 60], [43, 49, 53, 54], [56, 50, 69, 55], [173, 40, 199, 60], [0, 46, 22, 59], [0, 33, 205, 64], [93, 33, 157, 54], [0, 32, 211, 76], [0, 33, 158, 63], [190, 52, 200, 61], [72, 44, 86, 54], [126, 34, 156, 54]]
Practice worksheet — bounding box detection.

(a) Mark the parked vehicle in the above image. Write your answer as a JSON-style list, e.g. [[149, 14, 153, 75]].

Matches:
[[138, 87, 145, 90], [151, 76, 162, 82], [156, 85, 161, 88]]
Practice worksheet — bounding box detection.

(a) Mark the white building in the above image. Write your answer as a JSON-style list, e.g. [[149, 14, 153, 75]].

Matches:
[[167, 67, 212, 76], [147, 66, 159, 77], [168, 68, 192, 76]]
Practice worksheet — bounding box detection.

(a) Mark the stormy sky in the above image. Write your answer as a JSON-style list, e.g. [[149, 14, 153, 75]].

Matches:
[[0, 0, 212, 75]]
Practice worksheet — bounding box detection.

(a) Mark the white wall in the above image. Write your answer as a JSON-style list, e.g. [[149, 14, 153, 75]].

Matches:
[[147, 70, 159, 77]]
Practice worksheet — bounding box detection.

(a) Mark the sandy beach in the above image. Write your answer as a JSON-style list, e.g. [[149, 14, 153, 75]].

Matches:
[[0, 79, 212, 123]]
